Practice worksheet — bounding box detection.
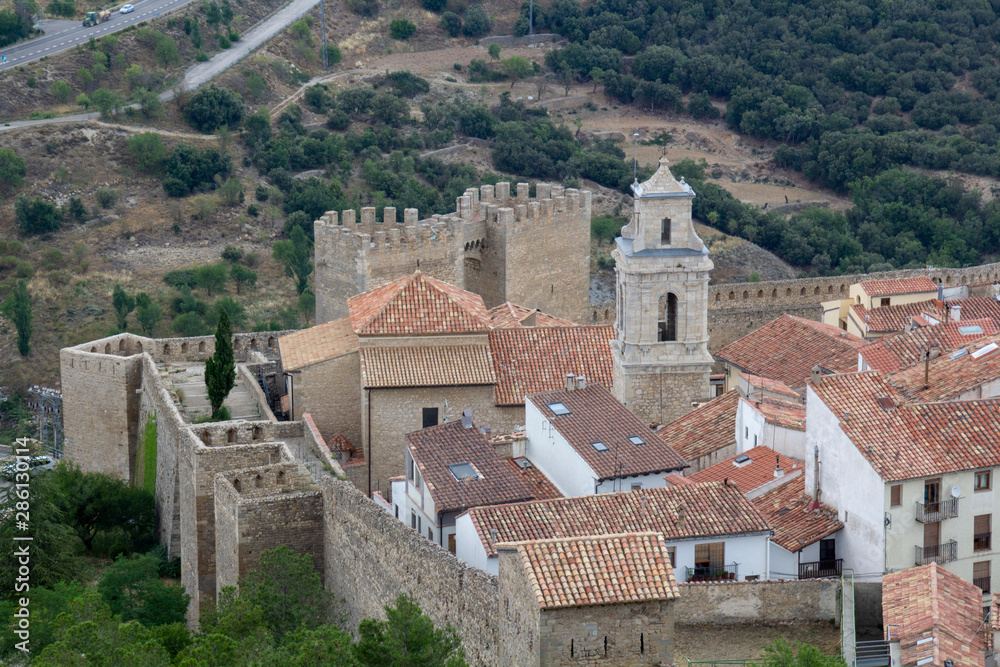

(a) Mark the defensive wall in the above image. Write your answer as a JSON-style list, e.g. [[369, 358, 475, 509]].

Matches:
[[590, 260, 1000, 353], [313, 181, 592, 325]]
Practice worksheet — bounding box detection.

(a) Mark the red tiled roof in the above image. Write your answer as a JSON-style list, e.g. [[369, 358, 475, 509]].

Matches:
[[811, 371, 1000, 482], [714, 315, 866, 389], [502, 533, 680, 609], [466, 482, 771, 558], [664, 473, 696, 487], [850, 301, 944, 334], [737, 372, 802, 400], [530, 384, 687, 480], [359, 345, 496, 388], [883, 563, 985, 667], [752, 476, 842, 553], [748, 396, 807, 431], [860, 276, 938, 297], [658, 390, 739, 462], [279, 317, 358, 371], [947, 296, 1000, 323], [406, 421, 534, 515], [689, 446, 804, 494], [862, 318, 998, 373], [887, 334, 1000, 402], [486, 302, 576, 329], [347, 272, 491, 336], [489, 326, 613, 406], [504, 457, 563, 500]]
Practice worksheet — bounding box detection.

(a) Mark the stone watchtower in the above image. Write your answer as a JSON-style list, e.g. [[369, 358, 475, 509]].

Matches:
[[611, 157, 714, 425]]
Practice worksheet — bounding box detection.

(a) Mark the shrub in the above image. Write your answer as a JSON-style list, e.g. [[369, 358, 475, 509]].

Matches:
[[162, 144, 232, 196], [153, 33, 181, 68], [346, 0, 378, 16], [218, 34, 231, 49], [95, 188, 119, 209], [441, 11, 461, 37], [327, 108, 351, 131], [185, 85, 245, 133], [163, 268, 198, 289], [195, 51, 209, 62], [127, 132, 167, 173], [326, 44, 342, 65], [50, 80, 72, 103], [389, 18, 416, 40], [16, 197, 62, 235], [246, 71, 266, 98], [0, 147, 26, 194], [67, 196, 88, 221], [463, 5, 490, 37], [254, 185, 270, 201]]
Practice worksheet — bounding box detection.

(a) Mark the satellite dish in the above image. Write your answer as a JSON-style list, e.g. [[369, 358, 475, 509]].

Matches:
[[951, 485, 961, 498]]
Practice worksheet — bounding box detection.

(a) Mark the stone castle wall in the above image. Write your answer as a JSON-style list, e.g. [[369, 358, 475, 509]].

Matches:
[[672, 579, 840, 624], [313, 182, 593, 324]]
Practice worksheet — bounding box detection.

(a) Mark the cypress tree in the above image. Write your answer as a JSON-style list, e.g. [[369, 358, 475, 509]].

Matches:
[[204, 307, 235, 418], [2, 280, 32, 357]]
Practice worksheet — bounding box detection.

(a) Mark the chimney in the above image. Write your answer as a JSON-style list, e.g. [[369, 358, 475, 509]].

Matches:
[[950, 304, 961, 322], [811, 366, 824, 386], [576, 375, 587, 390], [489, 528, 497, 546], [774, 455, 784, 479], [565, 373, 576, 391], [676, 503, 686, 532], [461, 409, 472, 429], [932, 298, 944, 310]]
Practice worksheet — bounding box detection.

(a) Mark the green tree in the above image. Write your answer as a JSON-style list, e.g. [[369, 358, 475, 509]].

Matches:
[[135, 292, 163, 336], [1, 280, 32, 357], [389, 18, 416, 40], [185, 84, 245, 133], [153, 32, 180, 68], [354, 594, 467, 667], [0, 147, 26, 195], [230, 264, 258, 295], [127, 132, 167, 173], [76, 93, 90, 110], [204, 307, 235, 418], [112, 283, 136, 331], [487, 42, 501, 61], [76, 67, 93, 90], [15, 195, 61, 235], [440, 11, 461, 37], [90, 87, 124, 118], [501, 55, 532, 88], [195, 263, 229, 296], [50, 80, 72, 103], [239, 545, 335, 640], [462, 5, 490, 37], [273, 226, 313, 294], [246, 71, 267, 99], [98, 554, 189, 627]]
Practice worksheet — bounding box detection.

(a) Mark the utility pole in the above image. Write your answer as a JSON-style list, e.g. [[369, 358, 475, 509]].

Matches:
[[320, 0, 328, 71]]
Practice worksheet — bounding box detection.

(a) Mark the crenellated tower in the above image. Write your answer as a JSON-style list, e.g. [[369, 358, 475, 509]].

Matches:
[[611, 157, 714, 425]]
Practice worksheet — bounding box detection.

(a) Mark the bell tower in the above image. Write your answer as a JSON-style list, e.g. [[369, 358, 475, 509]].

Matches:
[[611, 157, 713, 425]]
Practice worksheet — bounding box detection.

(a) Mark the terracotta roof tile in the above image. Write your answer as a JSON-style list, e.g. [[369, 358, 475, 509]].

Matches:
[[887, 333, 1000, 402], [502, 533, 680, 609], [359, 345, 496, 388], [466, 482, 771, 558], [752, 476, 843, 552], [862, 318, 998, 373], [663, 473, 696, 487], [850, 301, 944, 334], [530, 384, 688, 479], [504, 457, 563, 501], [689, 446, 804, 494], [737, 372, 803, 400], [657, 390, 739, 462], [347, 272, 490, 336], [811, 371, 1000, 482], [883, 563, 985, 667], [749, 396, 807, 431], [489, 326, 613, 406], [278, 317, 358, 371], [859, 277, 938, 297], [486, 302, 576, 329], [715, 315, 866, 389], [406, 421, 534, 515]]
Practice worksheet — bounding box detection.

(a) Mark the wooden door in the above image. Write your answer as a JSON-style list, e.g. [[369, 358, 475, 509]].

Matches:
[[924, 521, 940, 548], [448, 533, 456, 554]]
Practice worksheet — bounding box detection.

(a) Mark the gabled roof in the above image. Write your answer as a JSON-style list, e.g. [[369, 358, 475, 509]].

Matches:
[[737, 372, 802, 400], [465, 481, 771, 558], [862, 318, 998, 373], [529, 384, 687, 480], [886, 334, 1000, 402], [347, 272, 490, 336], [486, 302, 576, 329], [658, 390, 739, 462], [752, 476, 843, 553], [850, 301, 944, 335], [883, 563, 985, 667], [360, 345, 495, 388], [406, 421, 534, 515], [746, 396, 807, 431], [489, 326, 613, 406], [859, 277, 938, 297], [501, 533, 679, 610], [278, 316, 358, 371], [689, 446, 804, 494], [715, 314, 866, 389], [504, 457, 562, 501], [811, 371, 1000, 482]]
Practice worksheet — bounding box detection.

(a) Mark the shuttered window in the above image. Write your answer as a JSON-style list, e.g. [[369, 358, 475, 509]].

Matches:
[[890, 484, 902, 507]]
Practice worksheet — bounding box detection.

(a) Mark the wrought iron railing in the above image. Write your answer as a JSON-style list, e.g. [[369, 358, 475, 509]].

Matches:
[[915, 497, 959, 523], [915, 540, 958, 565], [855, 640, 891, 667], [974, 531, 991, 552], [685, 564, 739, 581], [799, 558, 843, 579], [975, 576, 991, 594]]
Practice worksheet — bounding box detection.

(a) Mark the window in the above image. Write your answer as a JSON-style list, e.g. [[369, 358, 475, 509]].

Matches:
[[880, 297, 891, 307], [631, 483, 642, 492], [448, 534, 456, 554], [975, 514, 991, 552], [428, 528, 433, 541], [891, 484, 902, 507], [976, 471, 991, 492], [628, 436, 645, 446], [661, 217, 671, 244], [449, 462, 481, 481], [666, 547, 676, 568], [418, 516, 422, 532], [974, 561, 991, 593], [422, 407, 439, 429], [925, 479, 941, 512], [694, 541, 725, 576], [753, 435, 757, 447], [411, 511, 417, 529], [657, 293, 678, 342], [547, 402, 571, 416], [745, 427, 749, 439], [820, 539, 836, 564], [591, 441, 609, 452]]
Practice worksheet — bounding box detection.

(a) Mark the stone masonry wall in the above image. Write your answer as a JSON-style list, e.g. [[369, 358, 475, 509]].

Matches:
[[671, 580, 840, 624], [613, 361, 711, 425], [295, 351, 362, 451], [538, 601, 675, 666], [498, 547, 541, 666]]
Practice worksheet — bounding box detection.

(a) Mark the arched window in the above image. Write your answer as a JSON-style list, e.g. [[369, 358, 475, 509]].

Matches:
[[658, 293, 678, 342], [661, 218, 671, 244]]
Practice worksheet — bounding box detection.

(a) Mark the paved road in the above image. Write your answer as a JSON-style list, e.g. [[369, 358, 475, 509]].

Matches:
[[0, 0, 192, 71]]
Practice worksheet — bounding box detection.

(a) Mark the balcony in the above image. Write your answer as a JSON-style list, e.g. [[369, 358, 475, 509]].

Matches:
[[915, 498, 959, 523], [685, 563, 739, 582], [975, 532, 991, 552], [975, 576, 991, 594], [915, 540, 958, 566], [799, 559, 843, 579]]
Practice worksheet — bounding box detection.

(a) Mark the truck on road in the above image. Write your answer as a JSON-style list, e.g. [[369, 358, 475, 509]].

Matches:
[[82, 9, 111, 26]]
